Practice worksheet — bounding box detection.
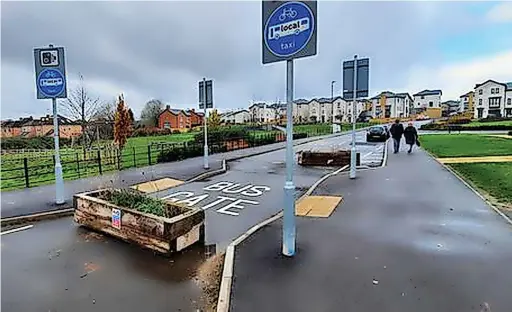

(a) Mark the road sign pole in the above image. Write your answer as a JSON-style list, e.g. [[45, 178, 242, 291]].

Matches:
[[283, 59, 296, 257], [203, 78, 209, 170], [52, 98, 64, 204], [331, 80, 335, 133], [350, 55, 358, 179]]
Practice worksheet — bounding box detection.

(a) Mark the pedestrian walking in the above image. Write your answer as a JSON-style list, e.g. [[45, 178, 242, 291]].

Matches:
[[403, 122, 418, 154], [389, 119, 404, 153]]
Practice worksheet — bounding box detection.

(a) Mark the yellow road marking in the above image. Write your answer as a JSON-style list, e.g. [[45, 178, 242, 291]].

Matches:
[[438, 156, 512, 164], [296, 196, 343, 218], [486, 135, 512, 140], [131, 178, 184, 193]]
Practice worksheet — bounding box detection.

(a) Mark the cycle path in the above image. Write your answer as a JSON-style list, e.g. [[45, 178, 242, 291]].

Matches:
[[230, 139, 512, 312]]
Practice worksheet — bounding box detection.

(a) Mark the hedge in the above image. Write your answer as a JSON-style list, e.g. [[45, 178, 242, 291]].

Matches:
[[420, 124, 512, 131], [1, 136, 72, 150], [194, 127, 249, 144]]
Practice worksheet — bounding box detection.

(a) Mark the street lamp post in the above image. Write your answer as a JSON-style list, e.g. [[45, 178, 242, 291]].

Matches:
[[331, 80, 336, 129], [349, 55, 358, 179]]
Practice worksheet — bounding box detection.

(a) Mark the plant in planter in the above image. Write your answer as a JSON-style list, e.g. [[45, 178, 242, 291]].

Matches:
[[74, 188, 205, 255]]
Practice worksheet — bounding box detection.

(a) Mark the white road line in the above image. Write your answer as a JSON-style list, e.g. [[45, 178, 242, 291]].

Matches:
[[1, 224, 34, 236]]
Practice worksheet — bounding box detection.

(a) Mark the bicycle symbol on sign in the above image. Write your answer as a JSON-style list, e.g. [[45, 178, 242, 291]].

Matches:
[[279, 7, 297, 21]]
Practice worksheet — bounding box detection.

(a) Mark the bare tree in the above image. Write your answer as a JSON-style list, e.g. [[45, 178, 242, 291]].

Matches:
[[60, 74, 103, 146], [140, 99, 165, 127]]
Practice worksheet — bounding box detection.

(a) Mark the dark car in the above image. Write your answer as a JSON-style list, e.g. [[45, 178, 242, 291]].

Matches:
[[366, 125, 389, 142]]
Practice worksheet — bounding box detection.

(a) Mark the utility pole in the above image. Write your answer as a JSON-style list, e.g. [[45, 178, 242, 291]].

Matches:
[[349, 55, 358, 179]]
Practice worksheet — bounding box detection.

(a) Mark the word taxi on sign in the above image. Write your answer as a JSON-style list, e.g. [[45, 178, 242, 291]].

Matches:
[[162, 181, 271, 216]]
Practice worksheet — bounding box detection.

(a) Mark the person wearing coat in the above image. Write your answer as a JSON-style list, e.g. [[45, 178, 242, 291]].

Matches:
[[403, 122, 418, 154], [389, 119, 404, 153]]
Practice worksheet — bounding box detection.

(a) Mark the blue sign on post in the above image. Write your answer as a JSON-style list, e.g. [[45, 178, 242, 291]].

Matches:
[[37, 68, 66, 98], [262, 1, 317, 64]]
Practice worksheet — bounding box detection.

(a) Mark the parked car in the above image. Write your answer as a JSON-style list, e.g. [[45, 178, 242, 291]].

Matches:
[[366, 125, 389, 142]]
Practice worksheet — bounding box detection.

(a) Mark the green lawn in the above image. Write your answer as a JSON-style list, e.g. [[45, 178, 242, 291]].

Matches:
[[420, 134, 512, 157], [449, 163, 512, 208], [465, 120, 512, 127], [294, 122, 370, 134]]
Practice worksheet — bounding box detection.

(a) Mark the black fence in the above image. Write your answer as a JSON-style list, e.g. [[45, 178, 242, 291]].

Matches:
[[0, 130, 329, 191]]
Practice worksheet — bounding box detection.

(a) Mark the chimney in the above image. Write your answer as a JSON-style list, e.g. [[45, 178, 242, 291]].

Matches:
[[166, 105, 170, 110], [191, 108, 195, 113]]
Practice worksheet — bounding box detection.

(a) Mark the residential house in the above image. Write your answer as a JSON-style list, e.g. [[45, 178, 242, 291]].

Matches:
[[248, 103, 277, 123], [459, 91, 474, 114], [370, 91, 413, 118], [1, 115, 82, 139], [473, 79, 512, 118], [413, 89, 442, 113], [157, 105, 204, 131], [441, 100, 462, 117], [294, 99, 310, 123], [221, 110, 250, 124]]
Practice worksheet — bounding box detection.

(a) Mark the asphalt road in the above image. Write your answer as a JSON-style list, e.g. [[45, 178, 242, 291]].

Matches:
[[153, 131, 386, 250]]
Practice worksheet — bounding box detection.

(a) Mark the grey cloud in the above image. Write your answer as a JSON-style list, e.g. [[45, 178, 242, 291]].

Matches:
[[1, 1, 481, 119]]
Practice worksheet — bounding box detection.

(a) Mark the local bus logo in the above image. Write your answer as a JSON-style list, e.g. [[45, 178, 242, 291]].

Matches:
[[264, 2, 314, 58]]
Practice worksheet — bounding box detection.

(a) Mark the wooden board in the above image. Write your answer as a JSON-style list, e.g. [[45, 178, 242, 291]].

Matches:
[[298, 151, 361, 166]]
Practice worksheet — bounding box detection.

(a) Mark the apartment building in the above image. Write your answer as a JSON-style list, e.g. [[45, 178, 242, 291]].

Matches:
[[413, 89, 442, 112], [473, 80, 512, 118], [1, 115, 82, 139], [157, 105, 204, 131], [370, 91, 413, 118], [441, 100, 462, 117]]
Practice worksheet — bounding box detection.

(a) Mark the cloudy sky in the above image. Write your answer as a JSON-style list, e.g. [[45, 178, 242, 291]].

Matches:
[[1, 0, 512, 120]]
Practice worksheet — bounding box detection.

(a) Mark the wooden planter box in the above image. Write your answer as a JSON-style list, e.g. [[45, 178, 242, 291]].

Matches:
[[298, 150, 361, 167], [73, 189, 205, 255]]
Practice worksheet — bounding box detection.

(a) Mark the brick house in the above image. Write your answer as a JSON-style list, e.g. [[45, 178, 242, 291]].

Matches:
[[157, 105, 204, 131], [1, 115, 82, 139]]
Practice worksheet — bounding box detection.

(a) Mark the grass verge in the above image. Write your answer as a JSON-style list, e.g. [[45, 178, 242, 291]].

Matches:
[[420, 134, 512, 157], [196, 252, 225, 312]]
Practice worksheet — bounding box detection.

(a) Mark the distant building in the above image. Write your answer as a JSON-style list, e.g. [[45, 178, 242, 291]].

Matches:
[[441, 100, 461, 117], [370, 91, 413, 118], [0, 115, 82, 139], [221, 110, 250, 124], [413, 89, 442, 112], [473, 79, 512, 118], [157, 105, 204, 131], [459, 91, 475, 114]]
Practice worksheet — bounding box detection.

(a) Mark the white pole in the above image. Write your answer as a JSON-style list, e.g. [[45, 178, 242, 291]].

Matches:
[[203, 78, 209, 169], [331, 80, 335, 133], [350, 55, 358, 179], [282, 59, 296, 257], [52, 98, 64, 204]]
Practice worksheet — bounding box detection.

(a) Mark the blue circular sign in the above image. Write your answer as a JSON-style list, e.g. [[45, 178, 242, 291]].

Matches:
[[37, 68, 65, 97], [264, 1, 314, 58]]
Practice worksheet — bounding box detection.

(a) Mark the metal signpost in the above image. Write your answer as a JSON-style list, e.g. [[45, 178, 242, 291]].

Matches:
[[34, 44, 67, 204], [343, 56, 369, 179], [262, 0, 317, 257], [199, 78, 213, 169]]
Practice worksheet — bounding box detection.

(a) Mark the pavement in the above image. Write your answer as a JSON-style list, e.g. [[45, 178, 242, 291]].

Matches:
[[229, 137, 512, 312], [0, 129, 372, 219], [0, 217, 207, 312]]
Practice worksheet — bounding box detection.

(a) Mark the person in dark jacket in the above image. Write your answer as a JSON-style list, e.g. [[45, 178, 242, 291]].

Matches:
[[403, 122, 418, 154], [389, 119, 404, 153]]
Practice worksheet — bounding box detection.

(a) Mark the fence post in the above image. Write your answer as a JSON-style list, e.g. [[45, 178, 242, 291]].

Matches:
[[97, 150, 102, 175], [23, 157, 29, 188], [117, 148, 121, 170], [76, 153, 81, 178], [133, 147, 136, 167], [147, 145, 152, 166]]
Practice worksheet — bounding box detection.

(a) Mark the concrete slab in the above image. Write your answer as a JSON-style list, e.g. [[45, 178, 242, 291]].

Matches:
[[0, 217, 206, 312], [296, 195, 342, 218], [131, 177, 184, 193]]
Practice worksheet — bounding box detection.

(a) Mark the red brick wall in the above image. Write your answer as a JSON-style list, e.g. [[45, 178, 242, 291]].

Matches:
[[158, 110, 179, 129]]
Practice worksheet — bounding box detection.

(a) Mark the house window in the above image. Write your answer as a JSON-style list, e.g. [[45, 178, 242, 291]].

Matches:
[[420, 96, 424, 99], [491, 88, 495, 94], [163, 121, 170, 129], [479, 89, 483, 95], [479, 99, 482, 105], [489, 97, 501, 108], [429, 101, 433, 107], [508, 98, 511, 105], [496, 88, 499, 94]]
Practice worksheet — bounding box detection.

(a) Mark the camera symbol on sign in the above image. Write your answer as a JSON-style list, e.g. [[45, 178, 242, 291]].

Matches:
[[40, 50, 59, 66]]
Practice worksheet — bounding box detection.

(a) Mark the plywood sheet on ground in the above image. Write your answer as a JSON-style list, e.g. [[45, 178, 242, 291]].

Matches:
[[131, 178, 184, 193], [438, 156, 512, 164], [296, 196, 343, 218]]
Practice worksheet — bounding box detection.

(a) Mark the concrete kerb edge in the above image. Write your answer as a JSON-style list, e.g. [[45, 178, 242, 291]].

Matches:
[[424, 150, 512, 226], [1, 208, 75, 228], [215, 164, 350, 312], [381, 138, 390, 168]]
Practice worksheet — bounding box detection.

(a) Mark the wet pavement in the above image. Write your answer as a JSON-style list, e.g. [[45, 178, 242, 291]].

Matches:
[[230, 139, 512, 312], [152, 132, 385, 250], [1, 217, 208, 312]]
